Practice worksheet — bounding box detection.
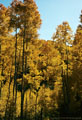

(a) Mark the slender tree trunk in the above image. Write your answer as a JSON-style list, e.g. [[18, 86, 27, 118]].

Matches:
[[40, 107, 43, 120], [0, 38, 2, 97], [0, 81, 2, 98], [35, 92, 38, 120], [1, 58, 4, 76], [64, 46, 70, 115], [66, 49, 70, 102], [8, 69, 12, 102], [0, 39, 3, 98], [62, 68, 66, 106], [66, 50, 70, 95], [66, 48, 70, 114], [15, 26, 18, 104], [21, 88, 24, 120], [21, 22, 25, 120], [13, 26, 18, 104], [21, 1, 27, 119], [17, 50, 21, 73], [25, 56, 27, 74], [25, 94, 28, 119], [0, 38, 1, 64]]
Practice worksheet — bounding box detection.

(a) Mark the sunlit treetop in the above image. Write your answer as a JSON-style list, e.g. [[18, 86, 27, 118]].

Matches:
[[80, 10, 82, 24], [0, 4, 9, 36], [52, 21, 73, 46]]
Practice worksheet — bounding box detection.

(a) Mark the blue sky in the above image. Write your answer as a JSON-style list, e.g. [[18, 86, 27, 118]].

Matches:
[[0, 0, 82, 40]]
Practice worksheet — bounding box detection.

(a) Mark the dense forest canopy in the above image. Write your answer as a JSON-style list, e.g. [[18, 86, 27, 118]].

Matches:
[[0, 0, 82, 120]]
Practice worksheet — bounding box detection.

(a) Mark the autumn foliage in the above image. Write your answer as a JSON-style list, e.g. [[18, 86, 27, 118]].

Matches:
[[0, 0, 82, 120]]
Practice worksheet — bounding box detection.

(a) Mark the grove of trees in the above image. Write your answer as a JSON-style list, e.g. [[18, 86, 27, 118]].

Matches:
[[0, 0, 82, 120]]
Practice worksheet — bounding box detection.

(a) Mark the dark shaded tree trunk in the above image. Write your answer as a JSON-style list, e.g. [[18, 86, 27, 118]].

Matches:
[[35, 92, 38, 120], [65, 48, 70, 114], [1, 59, 4, 76], [0, 38, 2, 98], [25, 56, 27, 74], [15, 26, 18, 104], [21, 21, 25, 120], [13, 26, 18, 105], [24, 94, 28, 119], [40, 107, 43, 120], [62, 68, 66, 106], [0, 38, 1, 63], [0, 81, 2, 98]]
